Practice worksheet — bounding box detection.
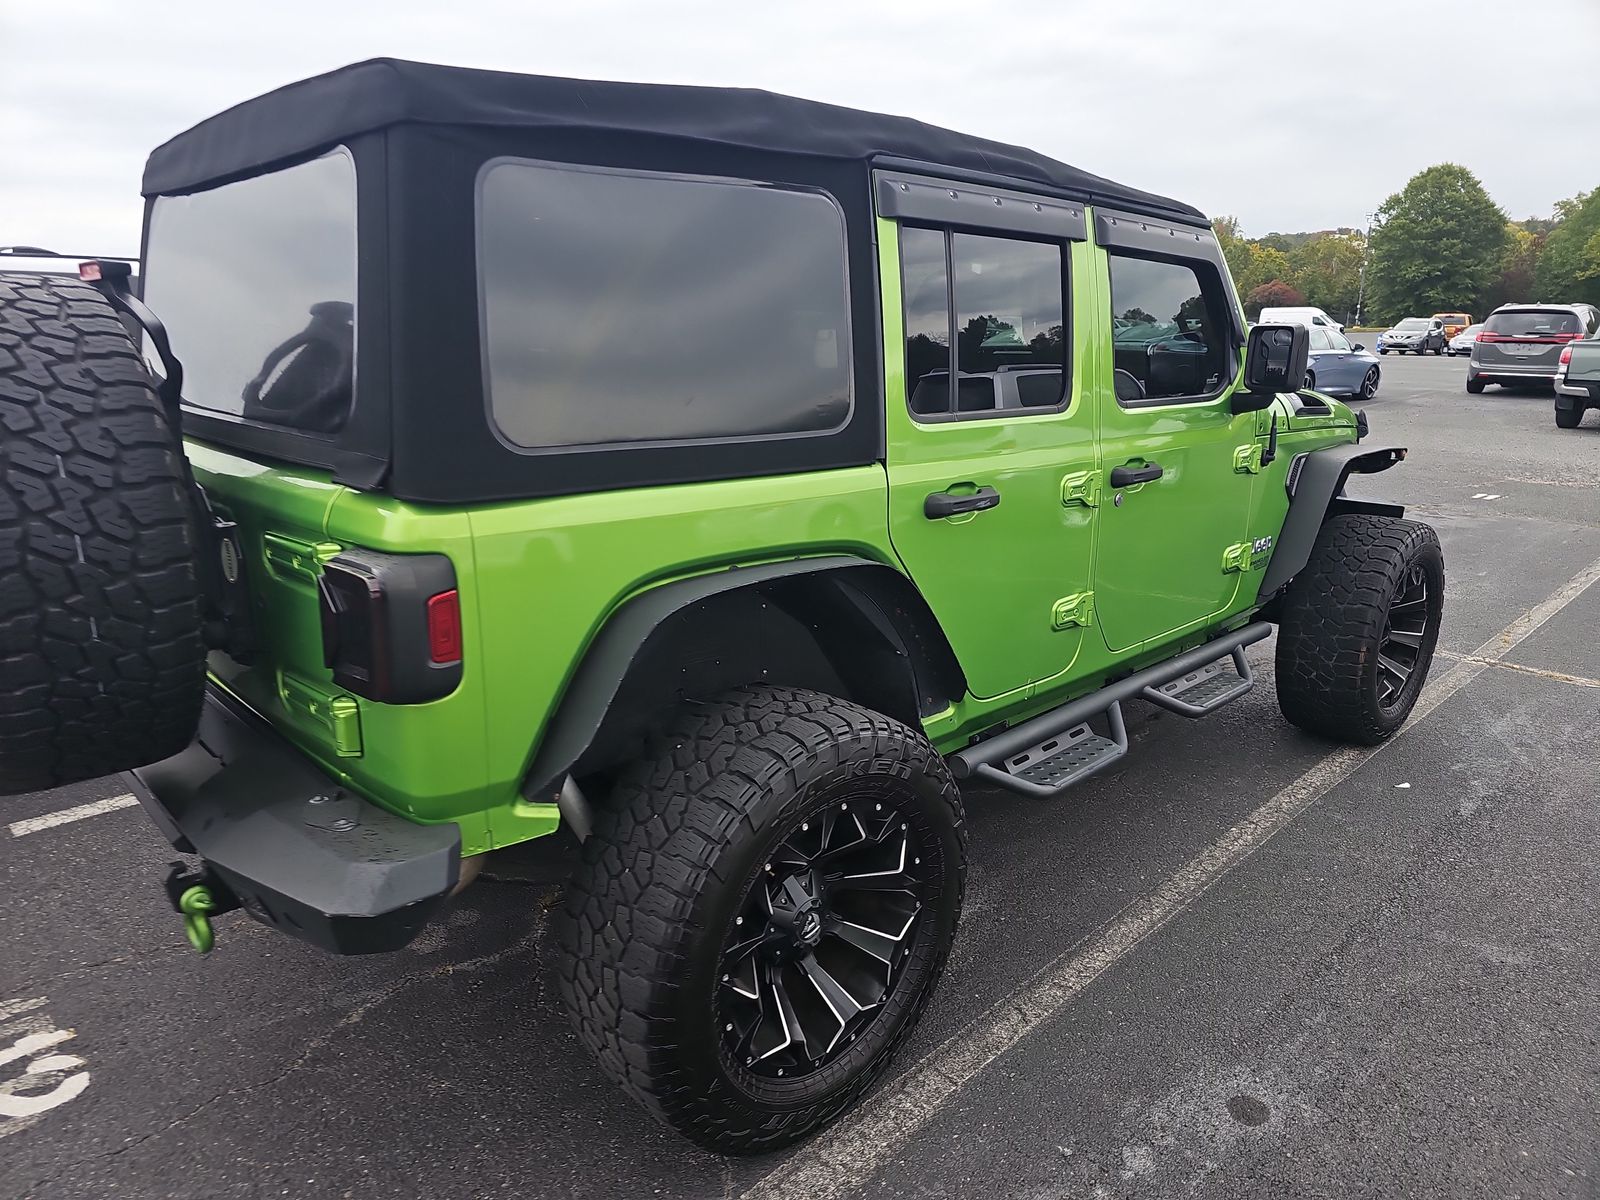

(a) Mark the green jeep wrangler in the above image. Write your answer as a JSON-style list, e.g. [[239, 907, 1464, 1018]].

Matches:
[[0, 59, 1444, 1154]]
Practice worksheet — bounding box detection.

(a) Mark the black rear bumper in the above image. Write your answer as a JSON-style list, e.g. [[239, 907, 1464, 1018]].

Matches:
[[127, 686, 460, 955]]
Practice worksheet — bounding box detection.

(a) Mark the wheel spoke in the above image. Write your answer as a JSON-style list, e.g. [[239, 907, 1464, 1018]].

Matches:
[[798, 956, 869, 1054], [753, 963, 802, 1064], [824, 908, 917, 964], [1384, 629, 1423, 649], [1378, 652, 1410, 685]]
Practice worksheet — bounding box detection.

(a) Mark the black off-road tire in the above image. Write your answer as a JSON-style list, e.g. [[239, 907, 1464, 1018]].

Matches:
[[1275, 514, 1444, 744], [555, 685, 966, 1154], [0, 274, 206, 795], [1554, 405, 1582, 429]]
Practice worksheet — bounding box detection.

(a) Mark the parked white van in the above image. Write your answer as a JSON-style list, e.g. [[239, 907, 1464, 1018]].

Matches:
[[1258, 306, 1344, 332]]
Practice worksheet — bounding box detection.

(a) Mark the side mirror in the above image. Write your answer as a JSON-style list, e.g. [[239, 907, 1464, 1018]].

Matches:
[[1352, 343, 1365, 352], [1233, 323, 1309, 413]]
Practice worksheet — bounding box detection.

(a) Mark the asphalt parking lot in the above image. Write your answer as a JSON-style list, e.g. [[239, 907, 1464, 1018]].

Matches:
[[4, 351, 1598, 1200]]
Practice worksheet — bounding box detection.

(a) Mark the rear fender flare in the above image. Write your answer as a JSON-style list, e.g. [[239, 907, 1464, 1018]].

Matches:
[[1258, 443, 1408, 600], [521, 557, 963, 798]]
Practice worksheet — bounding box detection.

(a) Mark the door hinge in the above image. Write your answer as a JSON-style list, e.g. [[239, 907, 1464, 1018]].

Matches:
[[1060, 470, 1100, 508], [263, 532, 343, 584], [1222, 536, 1275, 574], [1051, 591, 1095, 630], [1233, 443, 1265, 474], [278, 672, 363, 757]]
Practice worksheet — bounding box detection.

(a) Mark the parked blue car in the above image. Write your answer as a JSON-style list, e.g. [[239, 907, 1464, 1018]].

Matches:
[[1305, 325, 1382, 399]]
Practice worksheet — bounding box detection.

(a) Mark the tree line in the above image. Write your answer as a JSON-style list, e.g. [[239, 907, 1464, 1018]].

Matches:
[[1214, 164, 1600, 327]]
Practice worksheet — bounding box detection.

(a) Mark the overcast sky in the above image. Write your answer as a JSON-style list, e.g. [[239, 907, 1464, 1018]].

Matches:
[[4, 0, 1597, 256]]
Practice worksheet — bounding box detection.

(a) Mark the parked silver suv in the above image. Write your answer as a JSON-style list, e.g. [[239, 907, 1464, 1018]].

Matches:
[[1467, 303, 1600, 393]]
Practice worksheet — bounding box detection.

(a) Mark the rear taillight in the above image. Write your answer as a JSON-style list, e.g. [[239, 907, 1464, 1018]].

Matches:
[[1559, 346, 1574, 365], [318, 550, 463, 704], [426, 589, 463, 664], [1477, 331, 1502, 343]]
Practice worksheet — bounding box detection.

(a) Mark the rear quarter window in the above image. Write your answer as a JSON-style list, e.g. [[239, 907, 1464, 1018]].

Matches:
[[143, 150, 356, 435], [477, 159, 853, 449]]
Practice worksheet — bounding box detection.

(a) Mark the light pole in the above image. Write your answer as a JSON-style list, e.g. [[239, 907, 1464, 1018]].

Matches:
[[1354, 210, 1376, 326]]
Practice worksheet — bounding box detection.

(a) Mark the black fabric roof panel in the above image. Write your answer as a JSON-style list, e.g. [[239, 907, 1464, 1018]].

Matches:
[[142, 57, 1205, 224]]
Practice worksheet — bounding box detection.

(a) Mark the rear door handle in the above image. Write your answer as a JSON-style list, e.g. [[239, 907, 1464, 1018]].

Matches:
[[924, 486, 1001, 519], [1109, 463, 1164, 487]]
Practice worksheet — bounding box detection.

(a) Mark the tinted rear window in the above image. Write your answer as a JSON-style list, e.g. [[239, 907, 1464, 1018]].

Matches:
[[144, 150, 356, 434], [478, 160, 852, 449], [1483, 309, 1580, 336]]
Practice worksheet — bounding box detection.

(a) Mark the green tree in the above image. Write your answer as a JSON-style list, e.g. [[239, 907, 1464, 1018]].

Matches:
[[1236, 244, 1293, 297], [1484, 223, 1541, 312], [1288, 233, 1365, 322], [1367, 164, 1507, 323], [1535, 188, 1600, 307], [1212, 215, 1251, 290]]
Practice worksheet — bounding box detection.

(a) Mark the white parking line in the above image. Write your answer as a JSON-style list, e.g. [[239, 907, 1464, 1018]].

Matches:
[[742, 551, 1600, 1200], [8, 793, 139, 839]]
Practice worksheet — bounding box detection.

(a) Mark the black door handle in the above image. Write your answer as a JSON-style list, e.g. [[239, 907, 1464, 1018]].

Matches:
[[924, 485, 1001, 519], [1109, 462, 1164, 488]]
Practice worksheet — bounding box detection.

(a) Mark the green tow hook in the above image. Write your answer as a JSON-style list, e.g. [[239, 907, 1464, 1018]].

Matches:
[[178, 885, 218, 954], [163, 863, 237, 955]]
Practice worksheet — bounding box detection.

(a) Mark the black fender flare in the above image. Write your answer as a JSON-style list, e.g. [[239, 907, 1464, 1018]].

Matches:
[[1257, 442, 1408, 600], [521, 556, 961, 798]]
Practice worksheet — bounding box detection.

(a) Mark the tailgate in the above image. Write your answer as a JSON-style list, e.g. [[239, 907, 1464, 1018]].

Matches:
[[186, 442, 354, 762]]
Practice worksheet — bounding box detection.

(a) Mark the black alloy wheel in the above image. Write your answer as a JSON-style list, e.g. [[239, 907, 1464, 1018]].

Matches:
[[1376, 562, 1432, 711], [718, 791, 934, 1080]]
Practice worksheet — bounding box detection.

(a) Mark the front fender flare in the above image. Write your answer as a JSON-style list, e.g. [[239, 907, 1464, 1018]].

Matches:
[[1258, 442, 1407, 600]]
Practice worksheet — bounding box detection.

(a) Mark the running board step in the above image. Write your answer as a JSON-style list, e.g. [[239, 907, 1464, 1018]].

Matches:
[[978, 705, 1128, 798], [1140, 647, 1254, 718], [950, 622, 1272, 800]]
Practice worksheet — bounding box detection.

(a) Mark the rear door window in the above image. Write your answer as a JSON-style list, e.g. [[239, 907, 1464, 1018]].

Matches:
[[143, 150, 357, 434], [478, 160, 852, 449], [901, 227, 1068, 420]]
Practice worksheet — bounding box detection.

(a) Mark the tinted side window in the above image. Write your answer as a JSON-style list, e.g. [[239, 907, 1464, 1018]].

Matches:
[[902, 226, 1067, 420], [902, 226, 952, 417], [1108, 254, 1229, 403], [479, 160, 852, 448], [1309, 327, 1335, 351], [144, 150, 356, 434]]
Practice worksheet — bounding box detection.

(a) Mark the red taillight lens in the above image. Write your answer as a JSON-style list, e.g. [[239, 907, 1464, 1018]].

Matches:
[[1477, 331, 1502, 343], [426, 589, 462, 664], [1559, 346, 1574, 365]]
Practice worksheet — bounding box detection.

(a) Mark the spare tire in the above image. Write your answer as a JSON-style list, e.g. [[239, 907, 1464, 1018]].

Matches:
[[0, 273, 206, 796]]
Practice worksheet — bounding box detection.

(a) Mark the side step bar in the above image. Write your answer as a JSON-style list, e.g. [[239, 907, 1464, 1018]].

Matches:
[[951, 622, 1272, 800]]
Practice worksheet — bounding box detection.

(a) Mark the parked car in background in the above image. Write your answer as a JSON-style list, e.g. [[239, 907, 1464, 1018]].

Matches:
[[1304, 325, 1382, 399], [1378, 316, 1446, 355], [1467, 303, 1599, 393], [1554, 333, 1600, 428], [1433, 312, 1473, 340], [1258, 305, 1344, 332], [1447, 323, 1483, 355]]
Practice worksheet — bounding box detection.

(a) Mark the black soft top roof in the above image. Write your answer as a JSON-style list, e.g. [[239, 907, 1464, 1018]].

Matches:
[[142, 57, 1205, 225]]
